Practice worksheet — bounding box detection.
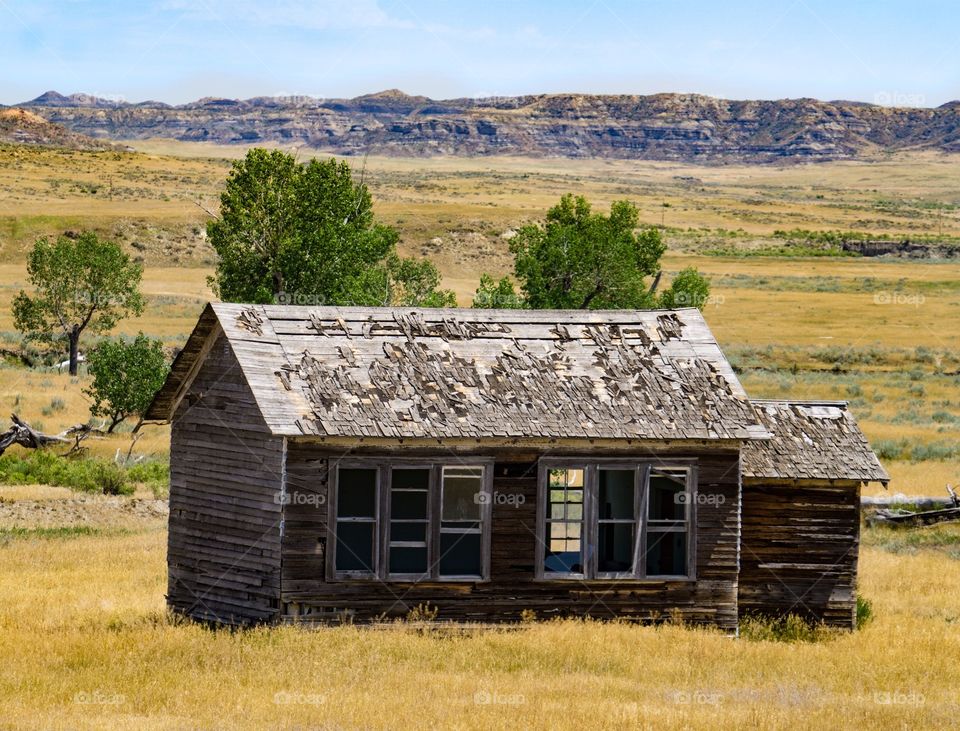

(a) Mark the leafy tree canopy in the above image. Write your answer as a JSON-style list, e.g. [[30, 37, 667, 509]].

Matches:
[[486, 194, 710, 312], [208, 149, 453, 307], [12, 232, 144, 375], [85, 334, 170, 432], [508, 194, 668, 310], [471, 273, 525, 309], [657, 266, 712, 309]]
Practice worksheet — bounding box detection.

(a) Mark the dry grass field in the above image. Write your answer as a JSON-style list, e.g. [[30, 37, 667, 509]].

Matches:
[[0, 493, 959, 730], [0, 142, 958, 729]]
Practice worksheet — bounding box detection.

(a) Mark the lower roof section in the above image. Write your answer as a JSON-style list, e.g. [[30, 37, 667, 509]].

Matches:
[[742, 400, 889, 485]]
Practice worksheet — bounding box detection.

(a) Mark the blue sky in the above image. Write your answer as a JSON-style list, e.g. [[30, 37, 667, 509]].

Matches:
[[2, 0, 957, 106]]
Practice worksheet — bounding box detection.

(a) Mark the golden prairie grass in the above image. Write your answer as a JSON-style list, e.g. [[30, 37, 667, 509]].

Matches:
[[0, 522, 958, 730]]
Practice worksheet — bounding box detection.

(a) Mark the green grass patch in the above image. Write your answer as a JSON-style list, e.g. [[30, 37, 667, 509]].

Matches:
[[0, 450, 146, 495]]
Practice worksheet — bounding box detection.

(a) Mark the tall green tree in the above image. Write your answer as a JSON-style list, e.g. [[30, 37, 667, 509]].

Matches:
[[85, 334, 170, 432], [495, 194, 710, 311], [207, 149, 453, 307], [13, 232, 145, 375], [508, 194, 668, 310]]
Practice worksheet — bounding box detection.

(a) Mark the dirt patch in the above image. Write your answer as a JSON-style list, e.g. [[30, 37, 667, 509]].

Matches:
[[0, 491, 167, 530]]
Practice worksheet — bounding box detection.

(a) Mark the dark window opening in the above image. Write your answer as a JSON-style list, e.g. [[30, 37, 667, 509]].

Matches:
[[331, 463, 490, 582], [334, 468, 378, 574]]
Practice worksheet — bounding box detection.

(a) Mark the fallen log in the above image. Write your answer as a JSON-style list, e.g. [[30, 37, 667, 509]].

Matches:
[[869, 506, 960, 527], [867, 485, 960, 527], [0, 414, 92, 457]]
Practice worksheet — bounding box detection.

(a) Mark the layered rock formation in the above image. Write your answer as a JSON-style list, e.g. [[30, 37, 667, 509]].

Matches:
[[12, 90, 960, 162]]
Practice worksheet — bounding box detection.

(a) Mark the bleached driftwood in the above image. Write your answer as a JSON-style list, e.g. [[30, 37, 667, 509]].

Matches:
[[0, 414, 92, 457]]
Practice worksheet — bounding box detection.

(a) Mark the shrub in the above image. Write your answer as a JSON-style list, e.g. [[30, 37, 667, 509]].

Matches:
[[0, 450, 133, 495], [856, 596, 873, 629], [406, 603, 439, 622], [92, 461, 130, 495], [127, 460, 170, 498], [739, 614, 834, 643]]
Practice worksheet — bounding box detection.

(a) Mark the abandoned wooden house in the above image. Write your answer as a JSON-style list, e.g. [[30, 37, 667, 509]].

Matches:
[[144, 303, 887, 630]]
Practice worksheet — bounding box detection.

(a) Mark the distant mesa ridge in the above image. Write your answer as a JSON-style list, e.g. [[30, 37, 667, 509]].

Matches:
[[7, 89, 960, 161]]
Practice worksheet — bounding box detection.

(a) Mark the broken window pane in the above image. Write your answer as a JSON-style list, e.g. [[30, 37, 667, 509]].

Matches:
[[392, 468, 430, 490], [391, 489, 428, 520], [390, 546, 428, 575], [390, 522, 426, 542]]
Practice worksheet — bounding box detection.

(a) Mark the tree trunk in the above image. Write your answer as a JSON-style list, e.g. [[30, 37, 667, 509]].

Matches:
[[68, 326, 80, 376]]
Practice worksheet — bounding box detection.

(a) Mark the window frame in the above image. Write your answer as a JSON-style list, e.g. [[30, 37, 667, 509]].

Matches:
[[328, 458, 493, 583], [536, 459, 697, 582]]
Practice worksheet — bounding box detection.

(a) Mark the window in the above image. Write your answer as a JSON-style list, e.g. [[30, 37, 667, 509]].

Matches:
[[544, 468, 585, 575], [645, 470, 689, 577], [538, 462, 694, 580], [333, 468, 378, 576], [330, 461, 491, 581], [439, 466, 485, 577], [388, 468, 430, 577]]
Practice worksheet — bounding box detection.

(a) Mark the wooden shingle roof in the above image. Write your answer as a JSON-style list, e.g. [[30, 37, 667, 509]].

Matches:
[[742, 400, 889, 484], [146, 303, 770, 443]]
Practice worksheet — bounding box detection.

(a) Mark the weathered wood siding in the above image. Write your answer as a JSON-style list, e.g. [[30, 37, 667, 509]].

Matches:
[[281, 442, 741, 629], [739, 480, 860, 628], [168, 331, 284, 626]]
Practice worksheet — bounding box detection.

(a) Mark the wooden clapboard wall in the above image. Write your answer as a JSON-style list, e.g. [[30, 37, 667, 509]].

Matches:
[[167, 332, 284, 625], [739, 479, 860, 628], [281, 442, 742, 629]]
